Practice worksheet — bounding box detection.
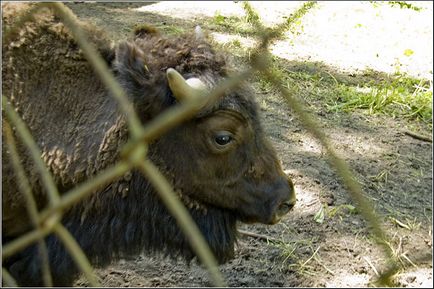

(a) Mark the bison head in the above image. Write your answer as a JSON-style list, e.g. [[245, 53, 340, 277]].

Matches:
[[114, 27, 296, 227]]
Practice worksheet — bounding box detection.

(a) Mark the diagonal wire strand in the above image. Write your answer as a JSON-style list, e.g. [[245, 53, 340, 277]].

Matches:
[[52, 224, 101, 287], [138, 160, 226, 287], [3, 122, 53, 287]]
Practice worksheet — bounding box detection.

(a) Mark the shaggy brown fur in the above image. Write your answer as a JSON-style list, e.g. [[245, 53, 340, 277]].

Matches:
[[2, 3, 295, 286]]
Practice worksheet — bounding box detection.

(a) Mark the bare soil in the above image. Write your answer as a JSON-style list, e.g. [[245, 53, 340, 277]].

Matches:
[[65, 2, 432, 287]]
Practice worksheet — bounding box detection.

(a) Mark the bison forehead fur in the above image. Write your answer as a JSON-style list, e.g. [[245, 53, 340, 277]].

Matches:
[[2, 3, 296, 286]]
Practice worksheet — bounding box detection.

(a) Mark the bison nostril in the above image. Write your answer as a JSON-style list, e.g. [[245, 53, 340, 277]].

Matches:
[[277, 201, 295, 216]]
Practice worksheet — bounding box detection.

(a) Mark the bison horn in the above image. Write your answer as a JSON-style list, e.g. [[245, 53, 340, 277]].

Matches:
[[166, 68, 208, 102]]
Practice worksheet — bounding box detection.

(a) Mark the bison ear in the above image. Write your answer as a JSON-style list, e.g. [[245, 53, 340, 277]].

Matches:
[[113, 41, 172, 119], [114, 41, 148, 86]]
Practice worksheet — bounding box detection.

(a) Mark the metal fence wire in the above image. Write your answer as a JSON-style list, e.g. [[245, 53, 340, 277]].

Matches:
[[1, 1, 409, 287]]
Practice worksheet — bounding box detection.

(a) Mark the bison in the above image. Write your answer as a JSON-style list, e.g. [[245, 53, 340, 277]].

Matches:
[[2, 3, 296, 286]]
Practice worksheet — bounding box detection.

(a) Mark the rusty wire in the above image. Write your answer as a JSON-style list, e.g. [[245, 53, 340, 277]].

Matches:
[[0, 1, 409, 287]]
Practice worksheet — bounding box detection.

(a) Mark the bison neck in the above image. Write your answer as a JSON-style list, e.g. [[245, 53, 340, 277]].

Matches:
[[6, 171, 238, 286]]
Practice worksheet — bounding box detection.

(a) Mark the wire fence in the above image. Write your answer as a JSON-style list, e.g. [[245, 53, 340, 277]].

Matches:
[[1, 1, 414, 287]]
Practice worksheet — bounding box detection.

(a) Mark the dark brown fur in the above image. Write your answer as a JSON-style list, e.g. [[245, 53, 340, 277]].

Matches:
[[2, 3, 295, 286]]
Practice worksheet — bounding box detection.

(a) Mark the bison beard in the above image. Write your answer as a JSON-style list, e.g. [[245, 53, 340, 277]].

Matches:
[[4, 171, 237, 286]]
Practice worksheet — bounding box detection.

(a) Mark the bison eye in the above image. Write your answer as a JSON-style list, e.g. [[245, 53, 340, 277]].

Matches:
[[214, 131, 233, 146]]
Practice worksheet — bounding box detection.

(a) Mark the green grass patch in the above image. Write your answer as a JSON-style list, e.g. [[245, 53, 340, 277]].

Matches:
[[157, 24, 185, 36], [327, 76, 432, 123], [387, 1, 424, 11], [209, 12, 257, 36], [256, 56, 432, 124], [370, 1, 425, 11]]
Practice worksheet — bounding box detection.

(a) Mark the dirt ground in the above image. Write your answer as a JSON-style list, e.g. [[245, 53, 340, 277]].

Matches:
[[63, 2, 432, 287]]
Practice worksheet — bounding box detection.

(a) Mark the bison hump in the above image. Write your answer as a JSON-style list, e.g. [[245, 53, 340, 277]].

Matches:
[[2, 3, 125, 196]]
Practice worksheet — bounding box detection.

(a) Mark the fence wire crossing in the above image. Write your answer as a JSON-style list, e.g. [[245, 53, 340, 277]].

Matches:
[[2, 2, 403, 287]]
